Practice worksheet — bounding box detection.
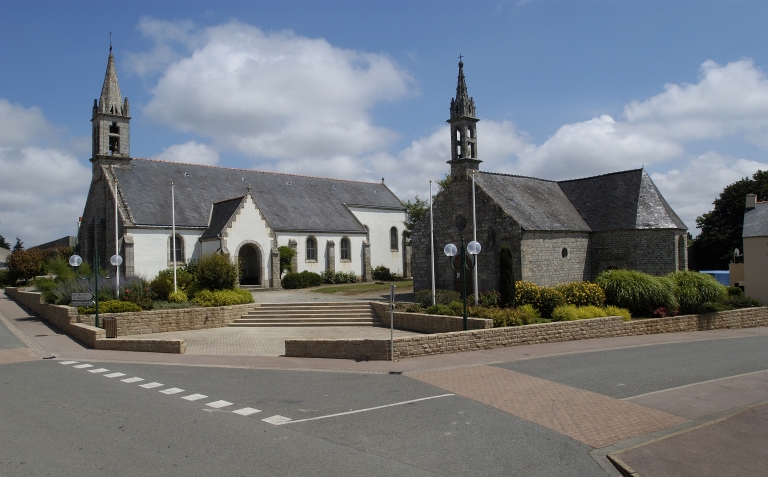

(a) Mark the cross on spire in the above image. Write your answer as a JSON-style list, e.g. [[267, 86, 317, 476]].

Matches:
[[458, 54, 463, 62], [109, 32, 112, 53]]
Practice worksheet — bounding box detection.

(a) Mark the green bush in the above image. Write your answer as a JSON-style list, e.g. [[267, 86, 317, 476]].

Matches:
[[168, 290, 188, 303], [372, 265, 393, 281], [604, 305, 632, 321], [122, 277, 154, 310], [0, 269, 11, 287], [471, 304, 542, 327], [499, 246, 515, 307], [666, 271, 728, 314], [414, 289, 461, 307], [725, 295, 762, 309], [300, 270, 322, 287], [448, 301, 464, 316], [193, 288, 254, 307], [556, 281, 606, 307], [551, 304, 580, 321], [282, 272, 304, 289], [150, 268, 195, 301], [595, 269, 677, 317], [727, 286, 743, 297], [78, 299, 142, 314], [278, 245, 297, 275], [537, 287, 565, 318], [468, 289, 501, 307], [426, 304, 452, 315], [193, 253, 238, 291], [405, 304, 422, 313]]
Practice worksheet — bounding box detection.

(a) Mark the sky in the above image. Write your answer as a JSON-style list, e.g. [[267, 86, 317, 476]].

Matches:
[[2, 0, 768, 246]]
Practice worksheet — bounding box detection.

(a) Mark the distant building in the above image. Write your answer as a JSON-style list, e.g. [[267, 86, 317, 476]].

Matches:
[[412, 61, 688, 293], [31, 236, 77, 251], [740, 194, 768, 303], [77, 51, 407, 285], [0, 247, 10, 269]]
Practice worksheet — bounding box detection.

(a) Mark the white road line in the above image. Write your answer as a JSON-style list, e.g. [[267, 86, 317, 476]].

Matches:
[[73, 364, 93, 369], [181, 394, 208, 401], [159, 388, 185, 395], [206, 400, 233, 409], [139, 382, 164, 389], [262, 415, 293, 425], [59, 361, 78, 365], [88, 368, 109, 373], [121, 377, 145, 383], [266, 393, 456, 426], [232, 407, 261, 416], [622, 368, 768, 400], [103, 372, 126, 378]]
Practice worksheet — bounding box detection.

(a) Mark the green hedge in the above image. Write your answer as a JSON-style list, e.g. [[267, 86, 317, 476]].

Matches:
[[595, 269, 677, 317], [282, 270, 323, 289], [193, 288, 254, 307], [78, 300, 142, 314], [666, 271, 728, 314]]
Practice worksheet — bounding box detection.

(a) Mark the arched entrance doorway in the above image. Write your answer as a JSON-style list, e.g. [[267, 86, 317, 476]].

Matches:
[[238, 244, 261, 286]]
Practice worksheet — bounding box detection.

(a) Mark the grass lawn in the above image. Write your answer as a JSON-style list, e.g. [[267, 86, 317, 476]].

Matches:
[[312, 280, 413, 294]]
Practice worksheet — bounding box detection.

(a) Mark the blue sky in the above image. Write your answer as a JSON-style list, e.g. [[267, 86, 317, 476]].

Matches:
[[2, 1, 768, 246]]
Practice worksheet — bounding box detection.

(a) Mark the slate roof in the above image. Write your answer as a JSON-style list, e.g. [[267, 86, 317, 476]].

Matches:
[[475, 169, 686, 232], [199, 196, 245, 240], [743, 202, 768, 238], [559, 169, 686, 231], [474, 173, 590, 231], [113, 159, 403, 233]]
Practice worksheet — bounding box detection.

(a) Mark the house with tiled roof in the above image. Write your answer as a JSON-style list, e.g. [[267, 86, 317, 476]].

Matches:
[[740, 194, 768, 304], [77, 52, 406, 286], [411, 61, 688, 293]]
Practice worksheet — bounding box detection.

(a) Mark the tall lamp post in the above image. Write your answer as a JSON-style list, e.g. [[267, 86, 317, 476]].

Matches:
[[444, 237, 481, 331], [69, 249, 122, 328]]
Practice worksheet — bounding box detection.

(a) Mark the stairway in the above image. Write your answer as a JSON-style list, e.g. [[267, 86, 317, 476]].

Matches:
[[228, 302, 382, 327]]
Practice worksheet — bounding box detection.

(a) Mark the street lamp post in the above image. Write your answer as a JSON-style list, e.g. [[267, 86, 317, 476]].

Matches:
[[444, 237, 481, 331], [69, 249, 123, 328]]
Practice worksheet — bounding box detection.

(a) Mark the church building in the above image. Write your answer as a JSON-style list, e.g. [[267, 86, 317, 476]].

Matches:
[[411, 61, 689, 293], [77, 51, 407, 286]]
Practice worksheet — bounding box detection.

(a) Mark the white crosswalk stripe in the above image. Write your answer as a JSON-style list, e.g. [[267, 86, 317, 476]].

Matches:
[[159, 388, 185, 395], [232, 407, 261, 416], [121, 377, 144, 383], [181, 394, 208, 401], [139, 382, 164, 389], [73, 364, 93, 369], [88, 368, 109, 373], [103, 372, 126, 378], [59, 361, 78, 365]]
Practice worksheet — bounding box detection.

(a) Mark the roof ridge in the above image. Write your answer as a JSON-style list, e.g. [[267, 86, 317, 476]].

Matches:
[[133, 157, 387, 186], [557, 168, 643, 184], [211, 195, 246, 206], [477, 170, 557, 183]]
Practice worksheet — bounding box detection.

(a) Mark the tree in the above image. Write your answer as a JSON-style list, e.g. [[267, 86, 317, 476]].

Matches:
[[437, 173, 451, 194], [499, 246, 515, 308], [402, 195, 429, 245], [278, 245, 297, 275], [6, 249, 45, 284], [689, 170, 768, 270], [13, 237, 24, 251], [0, 235, 10, 250]]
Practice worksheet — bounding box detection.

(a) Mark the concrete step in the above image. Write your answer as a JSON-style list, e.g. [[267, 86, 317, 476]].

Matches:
[[228, 301, 380, 327]]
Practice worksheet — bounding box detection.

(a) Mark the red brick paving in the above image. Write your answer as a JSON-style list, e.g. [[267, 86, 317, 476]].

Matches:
[[411, 365, 687, 448]]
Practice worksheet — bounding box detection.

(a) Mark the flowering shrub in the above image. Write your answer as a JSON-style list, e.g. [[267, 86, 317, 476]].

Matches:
[[556, 281, 606, 307]]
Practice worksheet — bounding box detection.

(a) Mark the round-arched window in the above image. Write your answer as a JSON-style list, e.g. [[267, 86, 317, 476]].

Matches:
[[561, 248, 568, 258]]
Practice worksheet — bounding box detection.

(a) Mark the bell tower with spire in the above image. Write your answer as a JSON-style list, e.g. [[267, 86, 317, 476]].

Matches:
[[447, 57, 481, 181], [91, 45, 130, 163]]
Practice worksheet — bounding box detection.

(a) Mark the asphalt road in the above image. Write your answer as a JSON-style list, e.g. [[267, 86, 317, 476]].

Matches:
[[2, 306, 768, 476]]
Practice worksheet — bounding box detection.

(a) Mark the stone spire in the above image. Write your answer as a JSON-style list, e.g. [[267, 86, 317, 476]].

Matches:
[[98, 53, 125, 116], [447, 58, 480, 180], [450, 59, 476, 120], [92, 49, 131, 160]]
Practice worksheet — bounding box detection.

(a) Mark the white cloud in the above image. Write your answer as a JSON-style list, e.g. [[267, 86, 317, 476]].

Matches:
[[125, 18, 200, 76], [625, 59, 768, 144], [141, 20, 413, 161], [154, 140, 220, 165], [650, 153, 768, 234], [0, 101, 89, 246]]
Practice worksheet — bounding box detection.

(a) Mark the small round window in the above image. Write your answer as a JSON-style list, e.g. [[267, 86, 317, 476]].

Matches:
[[561, 248, 568, 258]]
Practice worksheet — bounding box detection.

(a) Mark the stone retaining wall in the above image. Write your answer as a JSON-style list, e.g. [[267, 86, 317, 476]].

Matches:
[[285, 307, 768, 360], [3, 287, 209, 353], [370, 302, 492, 333]]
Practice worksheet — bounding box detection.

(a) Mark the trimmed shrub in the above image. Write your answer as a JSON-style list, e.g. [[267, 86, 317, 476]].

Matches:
[[193, 288, 254, 307], [515, 281, 542, 309], [514, 304, 542, 325], [426, 304, 452, 315], [551, 304, 580, 321], [537, 287, 565, 318], [281, 272, 304, 289], [604, 305, 632, 321], [372, 265, 393, 281], [193, 253, 238, 291], [726, 295, 762, 308], [168, 290, 188, 303], [448, 301, 464, 316], [405, 304, 422, 313], [471, 304, 542, 327], [78, 299, 142, 314], [666, 271, 728, 314], [595, 269, 677, 317], [727, 286, 743, 297], [556, 281, 606, 307], [499, 246, 515, 307], [300, 270, 322, 287]]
